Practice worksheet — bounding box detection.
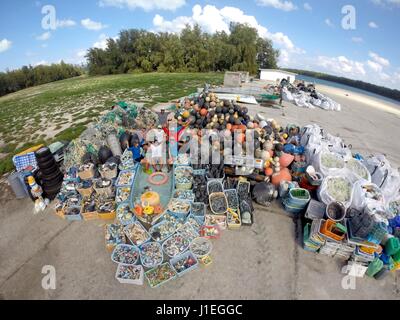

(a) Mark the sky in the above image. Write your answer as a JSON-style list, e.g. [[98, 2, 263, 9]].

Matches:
[[0, 0, 400, 89]]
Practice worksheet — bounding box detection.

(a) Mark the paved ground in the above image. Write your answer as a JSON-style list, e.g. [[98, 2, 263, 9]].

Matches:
[[1, 82, 400, 300]]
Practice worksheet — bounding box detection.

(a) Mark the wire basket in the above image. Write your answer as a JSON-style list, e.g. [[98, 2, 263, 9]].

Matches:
[[209, 192, 228, 215]]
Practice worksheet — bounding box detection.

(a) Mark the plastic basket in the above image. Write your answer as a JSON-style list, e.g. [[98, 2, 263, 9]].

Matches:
[[99, 164, 118, 180], [139, 242, 164, 269], [162, 233, 190, 258], [191, 202, 206, 218], [124, 222, 151, 246], [64, 206, 82, 221], [190, 237, 213, 258], [174, 165, 193, 191], [200, 225, 221, 239], [13, 152, 37, 172], [305, 199, 326, 220], [104, 224, 126, 252], [149, 219, 177, 243], [145, 263, 177, 288], [209, 192, 228, 215], [115, 186, 132, 204], [288, 188, 311, 206], [167, 199, 191, 220], [115, 170, 136, 188], [207, 180, 224, 195], [111, 244, 140, 265], [177, 223, 199, 244], [205, 214, 227, 230], [93, 179, 114, 197], [170, 250, 199, 277], [78, 164, 95, 180], [227, 209, 241, 230], [116, 202, 136, 226], [224, 189, 239, 210], [115, 264, 144, 285], [320, 219, 346, 242]]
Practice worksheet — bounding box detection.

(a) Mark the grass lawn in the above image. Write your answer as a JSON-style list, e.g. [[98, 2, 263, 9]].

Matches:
[[0, 72, 224, 174]]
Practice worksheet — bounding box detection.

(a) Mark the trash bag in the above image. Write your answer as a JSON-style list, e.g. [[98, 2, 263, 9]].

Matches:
[[312, 149, 346, 178], [351, 179, 385, 211], [98, 146, 113, 164], [119, 132, 131, 150], [345, 158, 371, 182], [362, 154, 400, 201], [317, 175, 354, 208], [252, 182, 277, 206]]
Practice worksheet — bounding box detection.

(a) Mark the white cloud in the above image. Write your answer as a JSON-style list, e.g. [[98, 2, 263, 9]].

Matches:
[[34, 60, 50, 66], [367, 60, 383, 72], [81, 18, 108, 31], [56, 19, 76, 28], [256, 0, 297, 11], [325, 18, 334, 28], [369, 51, 390, 67], [36, 31, 51, 41], [316, 55, 366, 76], [351, 37, 363, 43], [371, 0, 400, 7], [368, 21, 379, 28], [303, 2, 312, 11], [93, 34, 109, 49], [41, 43, 48, 48], [0, 39, 12, 53], [153, 4, 303, 55], [99, 0, 186, 11]]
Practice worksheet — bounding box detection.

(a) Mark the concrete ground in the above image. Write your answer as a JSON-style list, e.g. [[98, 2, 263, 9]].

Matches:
[[1, 82, 400, 299]]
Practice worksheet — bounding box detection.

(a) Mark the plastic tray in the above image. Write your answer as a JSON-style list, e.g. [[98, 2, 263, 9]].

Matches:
[[115, 264, 144, 285], [170, 250, 199, 277], [115, 169, 136, 188], [111, 244, 140, 265]]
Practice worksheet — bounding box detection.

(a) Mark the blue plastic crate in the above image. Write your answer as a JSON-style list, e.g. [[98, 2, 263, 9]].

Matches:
[[64, 206, 83, 221], [145, 263, 177, 288], [115, 167, 138, 188], [111, 244, 140, 265], [170, 250, 199, 277], [13, 152, 37, 172], [149, 219, 177, 242], [139, 242, 164, 269]]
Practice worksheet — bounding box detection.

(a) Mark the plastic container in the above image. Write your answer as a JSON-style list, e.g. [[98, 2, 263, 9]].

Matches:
[[305, 199, 327, 220], [384, 237, 400, 256], [78, 164, 95, 180], [200, 225, 221, 240], [162, 233, 190, 258], [209, 192, 228, 215], [124, 222, 151, 246], [8, 171, 30, 199], [115, 264, 144, 285], [174, 165, 193, 190], [320, 219, 346, 242], [145, 263, 177, 288], [93, 179, 114, 197], [170, 250, 199, 277], [288, 188, 311, 207], [98, 210, 116, 221], [64, 206, 82, 221], [111, 244, 140, 265], [190, 237, 213, 258], [366, 258, 384, 277], [224, 189, 239, 210], [207, 180, 224, 195], [326, 201, 346, 222], [115, 170, 136, 188], [139, 242, 163, 269], [116, 202, 136, 226]]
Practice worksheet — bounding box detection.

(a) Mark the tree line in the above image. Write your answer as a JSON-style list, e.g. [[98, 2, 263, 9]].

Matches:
[[0, 62, 83, 97], [285, 68, 400, 103], [86, 23, 279, 76]]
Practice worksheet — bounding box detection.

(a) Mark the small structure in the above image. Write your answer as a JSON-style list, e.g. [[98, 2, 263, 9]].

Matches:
[[224, 71, 249, 87], [259, 69, 297, 84]]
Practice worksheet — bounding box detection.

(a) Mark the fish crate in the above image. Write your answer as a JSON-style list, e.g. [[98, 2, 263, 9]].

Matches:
[[139, 242, 164, 269], [104, 224, 126, 252], [124, 222, 151, 247], [115, 169, 136, 188], [170, 250, 199, 277], [149, 219, 177, 243], [116, 202, 136, 226], [167, 198, 191, 220], [81, 199, 98, 221], [115, 264, 144, 285], [98, 209, 116, 221], [162, 233, 191, 259]]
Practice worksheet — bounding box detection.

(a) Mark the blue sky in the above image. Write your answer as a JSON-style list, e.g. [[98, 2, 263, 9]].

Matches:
[[0, 0, 399, 89]]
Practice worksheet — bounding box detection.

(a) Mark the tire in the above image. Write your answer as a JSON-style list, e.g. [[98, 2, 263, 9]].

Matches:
[[37, 158, 56, 170], [42, 172, 64, 184], [40, 164, 59, 175], [42, 173, 63, 186], [42, 178, 63, 189], [43, 182, 62, 195], [36, 154, 55, 164], [35, 147, 52, 159]]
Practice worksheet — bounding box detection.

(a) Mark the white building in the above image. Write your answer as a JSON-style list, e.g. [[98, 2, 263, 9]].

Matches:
[[259, 69, 297, 84]]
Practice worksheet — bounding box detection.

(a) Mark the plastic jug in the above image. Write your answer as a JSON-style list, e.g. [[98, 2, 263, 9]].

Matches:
[[384, 237, 400, 256], [366, 258, 383, 277]]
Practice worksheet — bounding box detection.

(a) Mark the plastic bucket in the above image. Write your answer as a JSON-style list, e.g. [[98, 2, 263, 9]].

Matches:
[[326, 201, 346, 222]]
